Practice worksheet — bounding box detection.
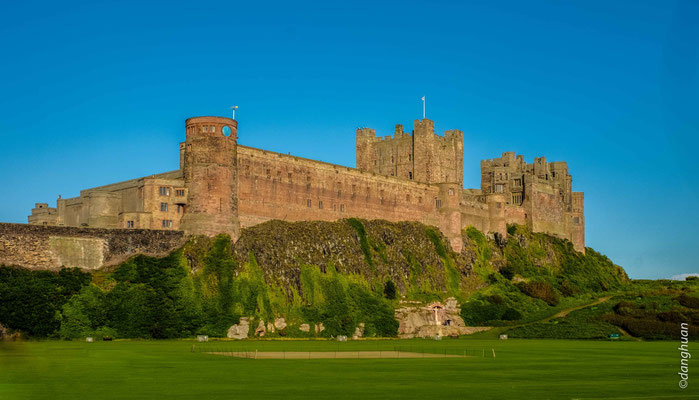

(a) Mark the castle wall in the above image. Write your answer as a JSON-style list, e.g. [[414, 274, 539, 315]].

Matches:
[[237, 145, 442, 229], [25, 116, 585, 255], [0, 223, 185, 270]]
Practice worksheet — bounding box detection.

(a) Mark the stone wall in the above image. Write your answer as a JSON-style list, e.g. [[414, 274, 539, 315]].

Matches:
[[237, 145, 442, 230], [356, 119, 463, 186], [0, 223, 185, 270]]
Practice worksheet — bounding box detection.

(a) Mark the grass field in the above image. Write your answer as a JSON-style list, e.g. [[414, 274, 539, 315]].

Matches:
[[0, 338, 696, 400]]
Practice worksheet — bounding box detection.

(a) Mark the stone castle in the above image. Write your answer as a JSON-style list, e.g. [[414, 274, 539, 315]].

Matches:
[[28, 116, 585, 252]]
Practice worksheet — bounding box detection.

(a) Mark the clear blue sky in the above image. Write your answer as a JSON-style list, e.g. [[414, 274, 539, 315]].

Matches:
[[1, 0, 697, 279]]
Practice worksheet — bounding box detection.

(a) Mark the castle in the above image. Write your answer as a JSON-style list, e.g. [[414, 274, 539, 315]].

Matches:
[[28, 116, 585, 252]]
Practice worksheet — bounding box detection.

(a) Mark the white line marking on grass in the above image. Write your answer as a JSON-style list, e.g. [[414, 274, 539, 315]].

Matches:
[[572, 396, 699, 400]]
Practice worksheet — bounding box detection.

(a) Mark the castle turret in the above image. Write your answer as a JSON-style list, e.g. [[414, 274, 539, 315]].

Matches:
[[179, 116, 240, 239]]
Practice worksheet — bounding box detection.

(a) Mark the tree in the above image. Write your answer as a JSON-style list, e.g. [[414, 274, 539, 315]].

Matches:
[[383, 279, 397, 300]]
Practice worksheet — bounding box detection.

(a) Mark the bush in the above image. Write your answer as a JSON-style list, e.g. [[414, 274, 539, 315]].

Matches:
[[517, 280, 560, 306], [0, 266, 90, 337], [499, 265, 515, 280], [678, 294, 699, 309], [383, 279, 397, 300]]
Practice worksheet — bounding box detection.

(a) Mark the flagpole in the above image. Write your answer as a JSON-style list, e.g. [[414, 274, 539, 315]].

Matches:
[[422, 96, 426, 119]]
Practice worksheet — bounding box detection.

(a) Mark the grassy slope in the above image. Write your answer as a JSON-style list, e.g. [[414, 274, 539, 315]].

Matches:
[[0, 339, 691, 400]]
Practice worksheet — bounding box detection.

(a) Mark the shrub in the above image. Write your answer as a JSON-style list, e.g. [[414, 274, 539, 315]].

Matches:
[[678, 294, 699, 309], [517, 280, 560, 306], [0, 266, 90, 337], [499, 265, 515, 280], [383, 279, 397, 300], [501, 307, 522, 321]]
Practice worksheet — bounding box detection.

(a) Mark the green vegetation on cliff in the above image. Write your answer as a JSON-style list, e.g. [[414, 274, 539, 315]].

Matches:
[[3, 219, 684, 341]]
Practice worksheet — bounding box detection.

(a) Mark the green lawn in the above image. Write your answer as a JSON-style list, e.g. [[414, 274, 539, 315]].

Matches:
[[0, 338, 695, 400]]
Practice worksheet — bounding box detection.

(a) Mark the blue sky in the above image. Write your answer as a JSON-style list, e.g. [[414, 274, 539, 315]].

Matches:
[[1, 0, 697, 279]]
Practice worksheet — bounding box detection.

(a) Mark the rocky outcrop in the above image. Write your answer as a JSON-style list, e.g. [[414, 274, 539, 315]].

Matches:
[[274, 317, 287, 331], [395, 297, 490, 338], [352, 322, 365, 339], [232, 219, 462, 294], [300, 323, 310, 332], [227, 317, 250, 339], [255, 320, 266, 336]]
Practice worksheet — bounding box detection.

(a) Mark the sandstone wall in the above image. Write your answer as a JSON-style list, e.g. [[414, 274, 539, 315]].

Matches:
[[237, 145, 442, 229], [0, 223, 185, 270]]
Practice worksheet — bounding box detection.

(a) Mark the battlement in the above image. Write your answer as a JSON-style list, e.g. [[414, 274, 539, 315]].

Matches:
[[356, 118, 464, 186]]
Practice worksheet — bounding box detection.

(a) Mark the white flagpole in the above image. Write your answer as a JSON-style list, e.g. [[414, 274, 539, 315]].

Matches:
[[422, 96, 426, 119]]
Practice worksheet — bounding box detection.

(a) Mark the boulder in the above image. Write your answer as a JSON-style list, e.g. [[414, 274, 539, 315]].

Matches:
[[299, 323, 310, 332], [352, 322, 365, 339], [314, 323, 325, 334], [274, 317, 287, 330], [255, 320, 266, 337], [227, 317, 250, 339]]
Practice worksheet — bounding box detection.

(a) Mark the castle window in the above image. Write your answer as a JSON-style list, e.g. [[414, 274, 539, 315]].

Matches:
[[162, 220, 173, 228], [391, 156, 394, 164], [514, 179, 522, 187], [306, 199, 311, 208], [574, 217, 580, 224], [159, 187, 170, 196], [318, 201, 323, 209], [177, 205, 184, 213], [435, 198, 442, 209], [266, 169, 271, 179], [337, 189, 342, 197], [408, 154, 412, 161], [245, 165, 250, 177], [288, 173, 292, 183], [277, 171, 282, 180], [203, 126, 209, 132], [340, 204, 345, 212], [374, 160, 377, 165], [409, 172, 413, 179], [448, 189, 454, 196], [160, 202, 168, 212], [176, 189, 185, 197], [126, 221, 134, 228], [210, 126, 215, 133], [494, 184, 505, 193]]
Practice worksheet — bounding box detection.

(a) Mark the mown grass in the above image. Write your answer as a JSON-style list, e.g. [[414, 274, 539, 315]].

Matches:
[[0, 339, 692, 400]]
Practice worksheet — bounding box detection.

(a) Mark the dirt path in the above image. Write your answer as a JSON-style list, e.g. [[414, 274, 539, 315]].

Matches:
[[550, 296, 612, 320], [492, 296, 614, 334]]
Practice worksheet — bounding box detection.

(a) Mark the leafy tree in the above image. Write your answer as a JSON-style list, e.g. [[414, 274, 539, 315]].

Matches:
[[383, 279, 397, 300]]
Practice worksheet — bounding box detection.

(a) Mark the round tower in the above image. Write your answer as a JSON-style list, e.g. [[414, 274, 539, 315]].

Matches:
[[179, 116, 240, 240]]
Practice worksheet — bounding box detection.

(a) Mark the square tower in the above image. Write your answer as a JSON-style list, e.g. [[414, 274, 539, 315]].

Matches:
[[355, 118, 463, 186]]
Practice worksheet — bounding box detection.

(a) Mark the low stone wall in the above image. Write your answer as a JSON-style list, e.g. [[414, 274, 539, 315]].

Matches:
[[0, 223, 185, 270]]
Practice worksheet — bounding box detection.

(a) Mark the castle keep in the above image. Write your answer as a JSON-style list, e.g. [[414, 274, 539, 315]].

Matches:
[[28, 116, 585, 252]]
